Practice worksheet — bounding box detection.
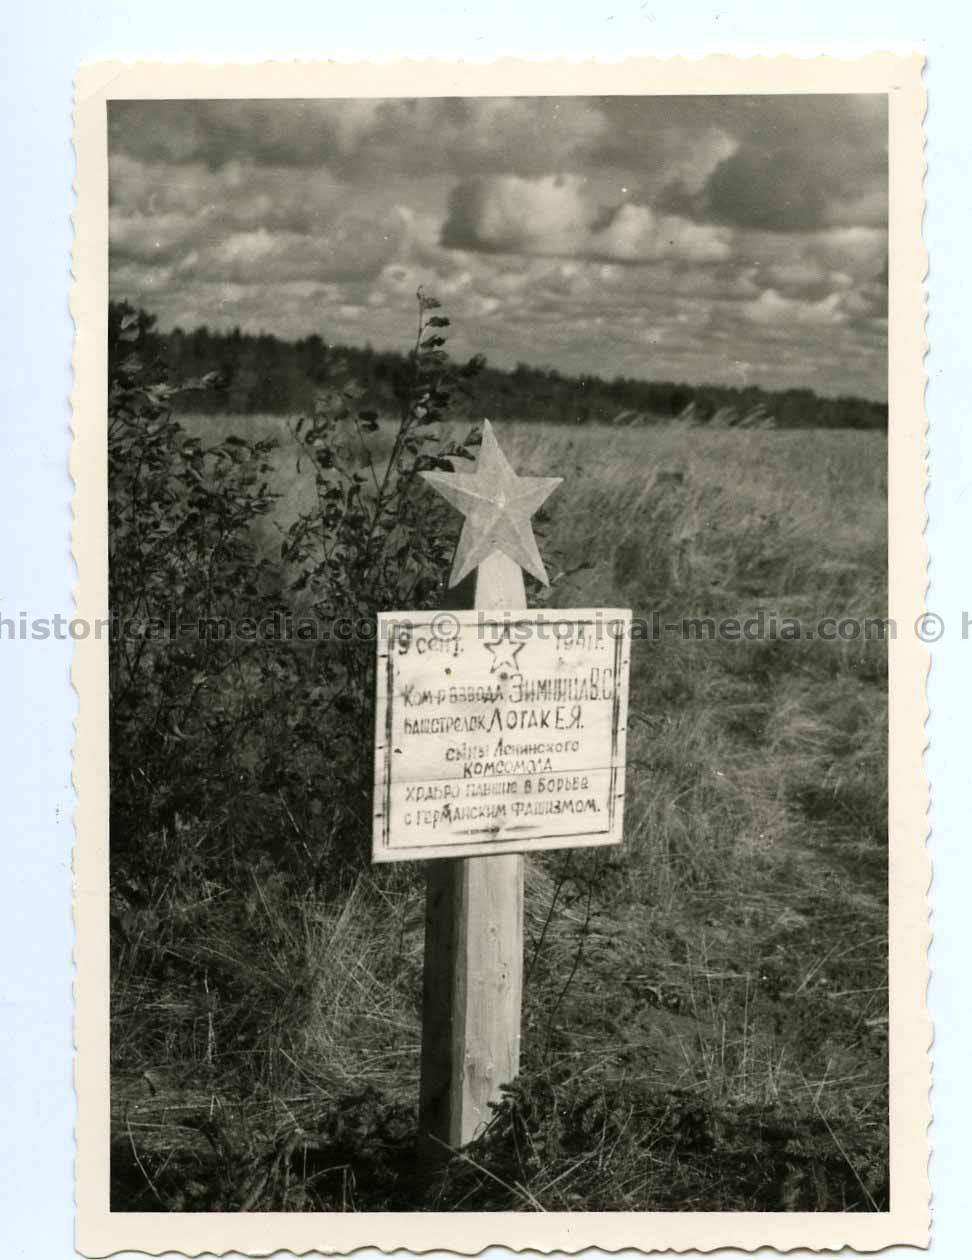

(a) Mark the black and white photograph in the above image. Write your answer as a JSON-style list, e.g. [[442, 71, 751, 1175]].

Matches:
[[70, 57, 928, 1254]]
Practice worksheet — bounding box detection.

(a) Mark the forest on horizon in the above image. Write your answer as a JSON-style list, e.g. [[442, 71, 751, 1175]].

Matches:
[[109, 301, 889, 431]]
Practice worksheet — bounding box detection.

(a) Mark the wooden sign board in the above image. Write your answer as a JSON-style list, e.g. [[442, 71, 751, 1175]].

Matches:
[[372, 608, 631, 862]]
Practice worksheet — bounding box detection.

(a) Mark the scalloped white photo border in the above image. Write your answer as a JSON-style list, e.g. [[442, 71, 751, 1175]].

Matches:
[[71, 54, 928, 1255]]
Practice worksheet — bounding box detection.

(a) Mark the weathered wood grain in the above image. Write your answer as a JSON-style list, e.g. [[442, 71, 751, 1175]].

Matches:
[[418, 551, 527, 1165]]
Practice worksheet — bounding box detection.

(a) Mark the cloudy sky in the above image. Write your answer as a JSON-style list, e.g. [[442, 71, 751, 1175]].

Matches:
[[109, 95, 888, 400]]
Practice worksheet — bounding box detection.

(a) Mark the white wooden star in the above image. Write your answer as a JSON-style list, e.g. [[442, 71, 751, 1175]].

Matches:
[[421, 420, 562, 587]]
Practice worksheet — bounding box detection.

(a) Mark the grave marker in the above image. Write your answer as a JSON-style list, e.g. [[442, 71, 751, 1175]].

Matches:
[[370, 420, 631, 1163]]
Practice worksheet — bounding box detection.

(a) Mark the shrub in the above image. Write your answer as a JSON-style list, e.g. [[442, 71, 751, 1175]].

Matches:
[[109, 290, 481, 891]]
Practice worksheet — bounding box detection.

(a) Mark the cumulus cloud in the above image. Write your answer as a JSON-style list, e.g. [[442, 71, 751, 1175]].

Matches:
[[110, 154, 349, 233], [175, 214, 404, 287], [731, 225, 888, 319], [665, 95, 888, 233], [110, 151, 406, 292], [442, 175, 734, 265], [739, 289, 848, 328], [109, 98, 612, 179]]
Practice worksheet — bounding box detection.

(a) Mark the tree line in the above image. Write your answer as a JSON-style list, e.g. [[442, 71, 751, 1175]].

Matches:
[[109, 302, 888, 430]]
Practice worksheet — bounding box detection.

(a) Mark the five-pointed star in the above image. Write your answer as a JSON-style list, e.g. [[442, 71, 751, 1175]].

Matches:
[[484, 628, 525, 675], [421, 419, 562, 586]]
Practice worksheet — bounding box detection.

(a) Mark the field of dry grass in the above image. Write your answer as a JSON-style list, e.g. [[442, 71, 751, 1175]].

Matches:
[[111, 417, 888, 1212]]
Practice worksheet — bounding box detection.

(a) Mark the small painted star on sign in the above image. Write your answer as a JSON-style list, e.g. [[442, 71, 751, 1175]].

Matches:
[[484, 627, 525, 675], [421, 419, 562, 587]]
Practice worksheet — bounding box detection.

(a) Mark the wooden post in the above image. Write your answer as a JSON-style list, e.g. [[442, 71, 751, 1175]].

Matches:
[[418, 551, 526, 1165]]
